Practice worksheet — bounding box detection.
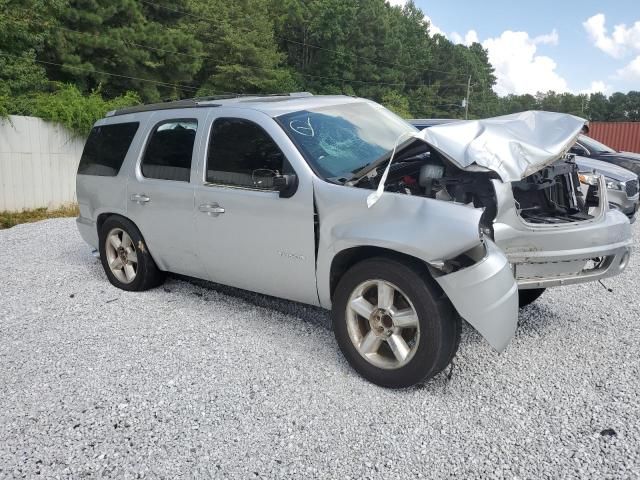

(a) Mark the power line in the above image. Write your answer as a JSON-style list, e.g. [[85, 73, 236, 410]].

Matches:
[[0, 52, 207, 94], [299, 72, 470, 89]]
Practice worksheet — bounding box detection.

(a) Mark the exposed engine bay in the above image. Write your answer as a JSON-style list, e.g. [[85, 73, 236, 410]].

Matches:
[[351, 145, 599, 231]]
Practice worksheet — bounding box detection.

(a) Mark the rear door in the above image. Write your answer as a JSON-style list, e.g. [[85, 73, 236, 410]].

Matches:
[[192, 110, 319, 305], [126, 109, 208, 278]]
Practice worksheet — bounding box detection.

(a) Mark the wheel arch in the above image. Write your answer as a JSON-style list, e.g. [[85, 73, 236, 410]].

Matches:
[[96, 212, 166, 271], [328, 246, 441, 304]]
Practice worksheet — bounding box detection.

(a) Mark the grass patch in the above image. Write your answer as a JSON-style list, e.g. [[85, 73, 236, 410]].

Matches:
[[0, 204, 79, 229]]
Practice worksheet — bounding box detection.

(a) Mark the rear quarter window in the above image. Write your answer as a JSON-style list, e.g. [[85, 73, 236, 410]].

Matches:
[[78, 122, 139, 176]]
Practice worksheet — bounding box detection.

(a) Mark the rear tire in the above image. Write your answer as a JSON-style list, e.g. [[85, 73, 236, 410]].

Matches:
[[332, 257, 460, 388], [518, 288, 545, 308], [98, 216, 165, 291]]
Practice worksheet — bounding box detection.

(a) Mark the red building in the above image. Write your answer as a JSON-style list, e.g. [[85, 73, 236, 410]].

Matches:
[[589, 122, 640, 154]]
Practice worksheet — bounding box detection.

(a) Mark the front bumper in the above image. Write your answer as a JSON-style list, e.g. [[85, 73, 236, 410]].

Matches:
[[493, 179, 632, 289], [434, 239, 518, 352]]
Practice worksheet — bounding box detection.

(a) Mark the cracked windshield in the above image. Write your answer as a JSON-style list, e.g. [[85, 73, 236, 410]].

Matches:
[[278, 102, 416, 180]]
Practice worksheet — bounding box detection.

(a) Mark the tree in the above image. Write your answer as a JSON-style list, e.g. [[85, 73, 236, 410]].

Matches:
[[381, 91, 411, 118], [0, 0, 60, 99], [586, 92, 608, 121], [626, 91, 640, 121], [41, 0, 203, 101], [188, 0, 296, 95], [608, 92, 629, 121]]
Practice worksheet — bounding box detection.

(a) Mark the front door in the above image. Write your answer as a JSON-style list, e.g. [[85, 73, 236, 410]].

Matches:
[[193, 113, 318, 305]]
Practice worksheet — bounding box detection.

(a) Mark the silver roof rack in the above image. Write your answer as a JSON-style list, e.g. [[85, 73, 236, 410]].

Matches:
[[109, 92, 314, 117]]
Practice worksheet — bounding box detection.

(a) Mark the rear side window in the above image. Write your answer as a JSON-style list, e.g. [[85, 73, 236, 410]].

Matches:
[[78, 122, 139, 176], [141, 120, 197, 182], [206, 118, 288, 189]]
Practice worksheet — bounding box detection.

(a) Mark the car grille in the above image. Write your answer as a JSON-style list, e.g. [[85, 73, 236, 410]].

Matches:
[[625, 179, 639, 198]]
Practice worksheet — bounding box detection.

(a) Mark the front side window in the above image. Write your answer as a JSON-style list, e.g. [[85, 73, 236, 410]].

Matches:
[[141, 120, 197, 182], [277, 102, 416, 180], [206, 118, 288, 189], [78, 122, 139, 176]]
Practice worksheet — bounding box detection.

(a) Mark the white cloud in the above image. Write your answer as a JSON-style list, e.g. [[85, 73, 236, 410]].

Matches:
[[423, 15, 446, 38], [482, 30, 569, 96], [579, 80, 612, 95], [617, 55, 640, 81], [583, 13, 640, 58], [386, 0, 406, 7], [450, 30, 479, 46], [533, 29, 559, 46]]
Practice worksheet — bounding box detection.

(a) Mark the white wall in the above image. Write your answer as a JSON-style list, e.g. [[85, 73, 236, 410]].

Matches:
[[0, 115, 86, 211]]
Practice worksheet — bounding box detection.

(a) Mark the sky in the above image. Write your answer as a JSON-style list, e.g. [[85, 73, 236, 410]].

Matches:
[[389, 0, 640, 96]]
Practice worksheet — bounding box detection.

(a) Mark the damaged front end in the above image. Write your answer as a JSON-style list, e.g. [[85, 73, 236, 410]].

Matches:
[[341, 110, 631, 351], [313, 178, 519, 353]]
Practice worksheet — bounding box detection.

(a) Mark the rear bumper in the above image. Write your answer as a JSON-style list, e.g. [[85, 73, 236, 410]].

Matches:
[[76, 216, 98, 250], [494, 207, 632, 290]]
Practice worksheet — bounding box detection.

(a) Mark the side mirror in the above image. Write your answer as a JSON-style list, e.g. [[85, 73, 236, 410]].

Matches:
[[273, 174, 298, 198]]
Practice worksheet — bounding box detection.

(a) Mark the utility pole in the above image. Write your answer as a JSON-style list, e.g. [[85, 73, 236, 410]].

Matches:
[[465, 75, 471, 120]]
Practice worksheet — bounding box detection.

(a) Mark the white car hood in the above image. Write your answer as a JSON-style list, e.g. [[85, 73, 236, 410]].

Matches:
[[414, 111, 586, 182]]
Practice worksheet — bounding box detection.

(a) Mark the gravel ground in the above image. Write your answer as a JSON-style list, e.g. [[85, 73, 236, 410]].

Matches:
[[1, 218, 639, 479]]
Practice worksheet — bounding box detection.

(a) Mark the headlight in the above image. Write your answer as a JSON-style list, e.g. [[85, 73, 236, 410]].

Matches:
[[605, 178, 623, 191], [578, 172, 600, 186]]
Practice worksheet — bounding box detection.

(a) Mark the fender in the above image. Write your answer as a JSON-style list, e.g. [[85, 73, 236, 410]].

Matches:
[[314, 177, 519, 352]]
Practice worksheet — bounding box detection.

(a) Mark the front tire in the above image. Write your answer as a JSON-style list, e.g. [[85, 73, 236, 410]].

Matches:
[[98, 216, 165, 291], [332, 257, 460, 388]]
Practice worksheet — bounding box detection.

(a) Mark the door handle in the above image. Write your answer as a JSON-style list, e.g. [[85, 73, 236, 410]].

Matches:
[[198, 203, 225, 217], [130, 194, 150, 204]]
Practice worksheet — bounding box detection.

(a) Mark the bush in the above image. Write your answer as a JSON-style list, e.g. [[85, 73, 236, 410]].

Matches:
[[0, 84, 141, 136]]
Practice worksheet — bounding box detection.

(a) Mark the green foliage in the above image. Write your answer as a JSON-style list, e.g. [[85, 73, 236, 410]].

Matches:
[[188, 0, 296, 95], [32, 85, 140, 136], [381, 91, 411, 118], [2, 0, 638, 128], [19, 84, 140, 136], [495, 90, 640, 121], [43, 0, 203, 101], [0, 0, 59, 98]]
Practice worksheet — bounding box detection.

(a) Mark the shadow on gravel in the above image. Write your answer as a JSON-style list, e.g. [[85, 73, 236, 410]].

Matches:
[[516, 301, 562, 337], [170, 273, 333, 331]]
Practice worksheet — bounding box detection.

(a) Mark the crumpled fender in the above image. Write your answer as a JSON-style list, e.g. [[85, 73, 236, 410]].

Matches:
[[433, 238, 518, 352], [313, 178, 519, 352]]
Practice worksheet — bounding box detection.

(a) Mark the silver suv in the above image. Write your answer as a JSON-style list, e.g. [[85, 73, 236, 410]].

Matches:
[[76, 94, 632, 388]]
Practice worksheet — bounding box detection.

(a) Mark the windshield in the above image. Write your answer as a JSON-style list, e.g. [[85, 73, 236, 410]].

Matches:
[[277, 102, 416, 180], [579, 134, 617, 154]]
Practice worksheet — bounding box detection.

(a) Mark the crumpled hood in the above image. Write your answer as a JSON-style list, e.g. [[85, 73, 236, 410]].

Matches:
[[414, 111, 586, 182]]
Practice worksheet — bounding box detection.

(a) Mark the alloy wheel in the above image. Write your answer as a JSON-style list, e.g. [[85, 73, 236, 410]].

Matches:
[[104, 228, 138, 284], [346, 279, 420, 369]]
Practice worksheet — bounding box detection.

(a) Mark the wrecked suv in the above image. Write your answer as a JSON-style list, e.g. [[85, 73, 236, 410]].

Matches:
[[76, 95, 632, 388]]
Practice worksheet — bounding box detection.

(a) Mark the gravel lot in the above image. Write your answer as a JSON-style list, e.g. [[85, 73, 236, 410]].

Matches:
[[1, 218, 639, 479]]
